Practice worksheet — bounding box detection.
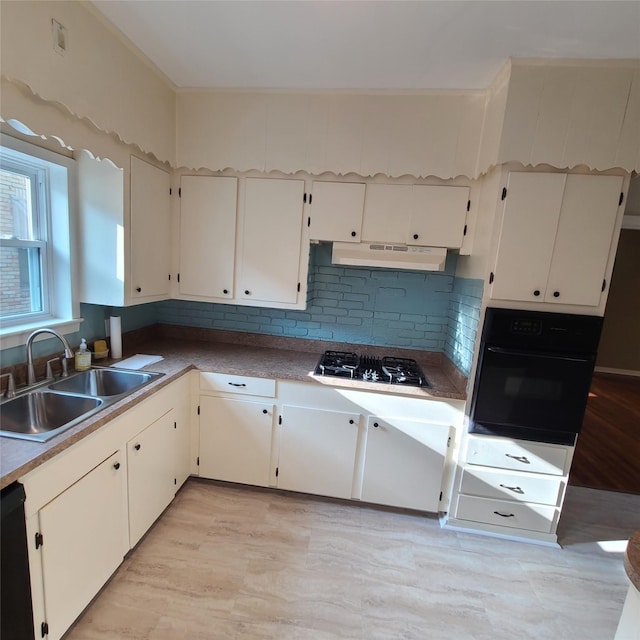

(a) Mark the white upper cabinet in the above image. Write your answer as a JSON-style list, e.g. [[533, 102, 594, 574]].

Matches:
[[176, 176, 308, 309], [130, 156, 172, 300], [237, 178, 306, 306], [77, 153, 171, 306], [362, 184, 469, 248], [490, 172, 624, 306], [178, 176, 237, 299], [308, 181, 366, 242]]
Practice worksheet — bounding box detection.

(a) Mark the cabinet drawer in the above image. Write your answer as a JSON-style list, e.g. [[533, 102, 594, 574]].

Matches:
[[200, 372, 276, 397], [455, 495, 558, 534], [465, 436, 569, 475], [460, 467, 564, 506]]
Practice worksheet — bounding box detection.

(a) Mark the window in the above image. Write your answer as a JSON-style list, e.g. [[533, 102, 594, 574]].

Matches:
[[0, 134, 80, 348], [0, 156, 50, 323]]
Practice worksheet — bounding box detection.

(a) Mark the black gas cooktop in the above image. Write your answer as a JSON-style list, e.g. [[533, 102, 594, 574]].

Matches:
[[314, 351, 430, 388]]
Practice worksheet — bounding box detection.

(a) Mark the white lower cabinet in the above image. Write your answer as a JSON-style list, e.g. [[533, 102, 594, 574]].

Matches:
[[127, 409, 177, 547], [361, 417, 451, 512], [199, 396, 275, 487], [277, 405, 361, 500], [22, 374, 194, 640], [37, 451, 126, 640], [447, 435, 573, 542]]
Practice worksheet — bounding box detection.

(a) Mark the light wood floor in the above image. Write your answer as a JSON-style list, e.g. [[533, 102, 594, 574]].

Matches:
[[64, 480, 640, 640], [570, 372, 640, 494]]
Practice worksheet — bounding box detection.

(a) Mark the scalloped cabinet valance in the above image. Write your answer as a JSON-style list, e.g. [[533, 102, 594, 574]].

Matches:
[[0, 0, 638, 177]]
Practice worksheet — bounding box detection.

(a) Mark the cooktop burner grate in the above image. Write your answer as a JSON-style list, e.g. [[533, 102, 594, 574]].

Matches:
[[315, 351, 430, 388]]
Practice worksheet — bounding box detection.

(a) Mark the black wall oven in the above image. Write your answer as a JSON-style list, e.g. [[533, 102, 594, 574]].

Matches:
[[469, 308, 603, 445]]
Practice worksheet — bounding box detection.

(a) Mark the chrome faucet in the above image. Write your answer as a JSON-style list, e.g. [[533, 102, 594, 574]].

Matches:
[[26, 329, 75, 385]]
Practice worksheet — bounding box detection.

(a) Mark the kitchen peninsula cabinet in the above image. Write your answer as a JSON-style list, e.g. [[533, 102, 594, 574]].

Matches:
[[361, 416, 452, 512], [489, 172, 625, 306], [308, 181, 366, 242], [277, 405, 361, 500], [178, 176, 238, 299], [76, 152, 171, 306], [361, 183, 470, 248], [35, 451, 126, 640]]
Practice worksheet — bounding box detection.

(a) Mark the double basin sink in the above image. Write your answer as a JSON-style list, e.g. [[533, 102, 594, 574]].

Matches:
[[0, 367, 163, 442]]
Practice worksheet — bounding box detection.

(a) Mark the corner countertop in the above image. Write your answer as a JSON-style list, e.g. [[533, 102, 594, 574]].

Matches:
[[625, 529, 640, 592], [0, 329, 468, 490]]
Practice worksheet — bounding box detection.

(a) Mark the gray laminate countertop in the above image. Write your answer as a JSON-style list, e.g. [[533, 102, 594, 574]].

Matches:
[[1, 330, 468, 489]]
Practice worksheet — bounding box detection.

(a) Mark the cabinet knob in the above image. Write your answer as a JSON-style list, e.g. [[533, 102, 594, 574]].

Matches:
[[223, 289, 229, 295], [244, 290, 251, 296], [134, 443, 141, 451], [373, 422, 379, 428], [262, 409, 268, 414], [349, 419, 355, 424], [413, 233, 419, 240], [113, 462, 121, 470], [136, 287, 142, 293], [553, 291, 560, 298], [533, 290, 541, 297], [351, 231, 357, 237]]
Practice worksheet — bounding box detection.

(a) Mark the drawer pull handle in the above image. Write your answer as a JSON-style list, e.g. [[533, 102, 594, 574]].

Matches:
[[505, 454, 530, 464], [228, 383, 247, 387], [493, 511, 515, 518], [500, 484, 524, 495]]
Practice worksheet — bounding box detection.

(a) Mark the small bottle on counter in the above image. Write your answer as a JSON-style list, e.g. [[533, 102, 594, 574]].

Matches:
[[75, 338, 91, 371]]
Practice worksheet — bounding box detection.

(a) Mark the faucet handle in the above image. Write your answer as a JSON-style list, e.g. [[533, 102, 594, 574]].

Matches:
[[45, 358, 58, 380], [0, 373, 16, 399]]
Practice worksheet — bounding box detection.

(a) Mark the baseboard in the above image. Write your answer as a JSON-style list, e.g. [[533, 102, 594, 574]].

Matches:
[[594, 366, 640, 378]]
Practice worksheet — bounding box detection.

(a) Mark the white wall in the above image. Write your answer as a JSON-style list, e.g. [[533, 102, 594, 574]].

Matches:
[[0, 1, 175, 165]]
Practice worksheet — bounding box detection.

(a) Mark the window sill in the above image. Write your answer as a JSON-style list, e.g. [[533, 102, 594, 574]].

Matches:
[[0, 318, 83, 350]]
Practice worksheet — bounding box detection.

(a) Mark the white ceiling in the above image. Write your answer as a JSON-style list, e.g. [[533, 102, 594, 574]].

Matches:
[[91, 0, 640, 91]]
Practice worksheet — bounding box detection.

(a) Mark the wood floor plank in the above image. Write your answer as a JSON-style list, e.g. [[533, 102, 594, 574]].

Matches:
[[570, 373, 640, 494]]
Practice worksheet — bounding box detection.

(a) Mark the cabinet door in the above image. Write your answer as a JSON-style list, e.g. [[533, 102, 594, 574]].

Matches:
[[309, 181, 365, 242], [490, 173, 566, 302], [362, 417, 451, 512], [130, 156, 172, 300], [545, 175, 623, 305], [199, 396, 274, 487], [127, 410, 176, 548], [38, 451, 126, 640], [179, 176, 237, 299], [238, 178, 305, 304], [408, 186, 469, 248], [278, 405, 360, 499], [361, 183, 412, 243]]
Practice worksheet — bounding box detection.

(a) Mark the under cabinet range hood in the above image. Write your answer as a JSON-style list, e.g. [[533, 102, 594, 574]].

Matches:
[[331, 242, 447, 272]]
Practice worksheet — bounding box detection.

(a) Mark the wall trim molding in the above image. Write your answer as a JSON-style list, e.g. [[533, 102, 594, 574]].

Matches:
[[594, 366, 640, 378]]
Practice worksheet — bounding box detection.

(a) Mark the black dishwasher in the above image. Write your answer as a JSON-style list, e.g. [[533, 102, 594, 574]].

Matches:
[[1, 482, 35, 640]]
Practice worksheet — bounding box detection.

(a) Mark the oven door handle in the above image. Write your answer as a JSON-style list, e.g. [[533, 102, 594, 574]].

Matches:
[[486, 346, 594, 363]]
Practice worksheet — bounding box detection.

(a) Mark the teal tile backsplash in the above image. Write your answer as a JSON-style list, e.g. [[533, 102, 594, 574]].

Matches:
[[158, 244, 483, 375]]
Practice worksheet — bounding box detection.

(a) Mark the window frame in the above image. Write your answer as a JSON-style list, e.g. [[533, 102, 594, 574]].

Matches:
[[0, 133, 81, 349]]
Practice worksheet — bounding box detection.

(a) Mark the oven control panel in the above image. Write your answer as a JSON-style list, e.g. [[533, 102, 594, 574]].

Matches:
[[510, 319, 542, 336]]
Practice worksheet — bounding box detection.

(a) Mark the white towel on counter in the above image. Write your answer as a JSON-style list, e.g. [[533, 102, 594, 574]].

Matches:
[[110, 354, 164, 370]]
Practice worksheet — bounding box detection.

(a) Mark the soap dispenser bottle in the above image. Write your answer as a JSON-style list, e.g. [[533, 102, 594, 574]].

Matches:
[[75, 338, 91, 371]]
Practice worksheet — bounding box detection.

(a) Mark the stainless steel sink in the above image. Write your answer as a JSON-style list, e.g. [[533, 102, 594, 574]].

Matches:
[[0, 391, 104, 442], [49, 368, 158, 397], [0, 367, 164, 442]]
